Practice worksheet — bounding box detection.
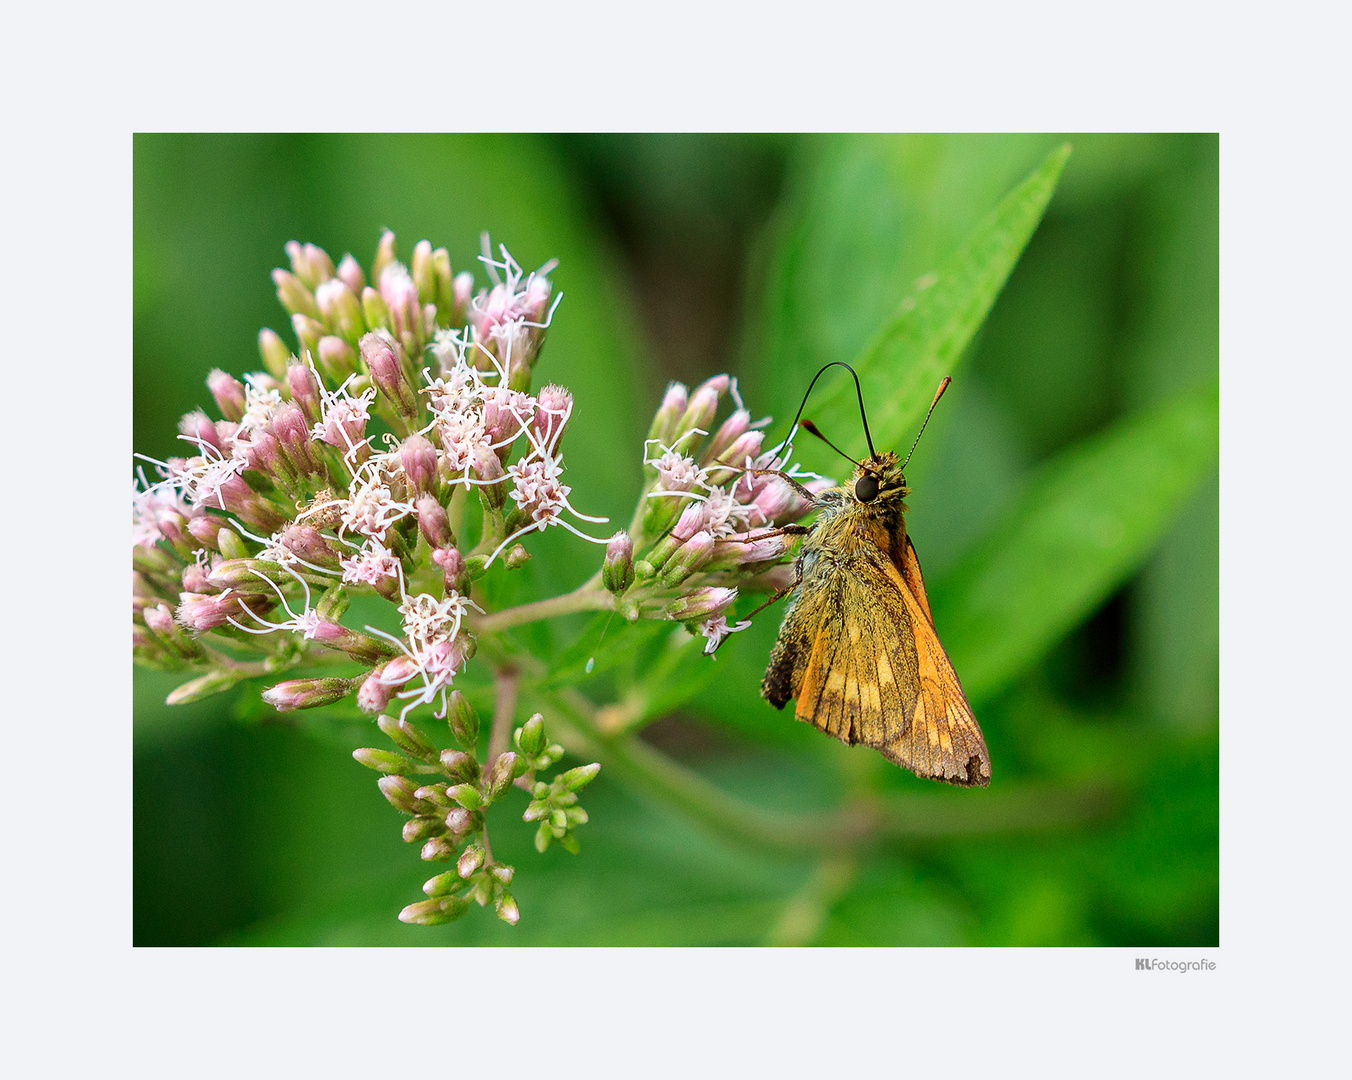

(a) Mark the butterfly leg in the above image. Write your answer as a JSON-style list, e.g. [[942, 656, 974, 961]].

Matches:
[[719, 463, 821, 505], [723, 523, 810, 545], [745, 556, 806, 619]]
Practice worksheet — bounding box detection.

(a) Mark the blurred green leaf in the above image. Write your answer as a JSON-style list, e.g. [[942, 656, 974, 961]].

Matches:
[[540, 612, 665, 690], [806, 143, 1072, 461], [744, 135, 1064, 414], [932, 380, 1219, 703]]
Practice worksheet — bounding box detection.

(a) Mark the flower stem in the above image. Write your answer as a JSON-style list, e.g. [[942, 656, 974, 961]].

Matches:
[[471, 575, 614, 634]]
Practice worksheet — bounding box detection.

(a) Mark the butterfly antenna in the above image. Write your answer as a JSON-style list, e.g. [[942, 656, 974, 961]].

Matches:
[[900, 377, 951, 470], [785, 361, 878, 461], [798, 419, 864, 468]]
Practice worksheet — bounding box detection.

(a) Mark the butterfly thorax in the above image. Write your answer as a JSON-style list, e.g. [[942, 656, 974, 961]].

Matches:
[[802, 451, 910, 564]]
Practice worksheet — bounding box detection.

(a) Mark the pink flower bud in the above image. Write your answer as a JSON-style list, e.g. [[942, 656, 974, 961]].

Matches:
[[176, 591, 263, 631], [752, 478, 798, 523], [453, 271, 473, 316], [701, 409, 751, 464], [471, 442, 507, 511], [187, 514, 226, 550], [286, 364, 323, 426], [602, 531, 634, 595], [142, 602, 175, 635], [417, 494, 454, 549], [262, 676, 356, 712], [707, 531, 794, 571], [660, 530, 714, 588], [360, 331, 418, 421], [432, 546, 466, 593], [401, 435, 439, 497], [286, 240, 335, 289], [278, 524, 343, 568], [379, 264, 423, 347], [648, 381, 689, 445], [177, 410, 221, 455], [677, 375, 730, 441], [532, 384, 573, 451], [272, 402, 320, 475], [671, 502, 709, 542], [481, 387, 530, 449], [207, 370, 246, 422], [664, 586, 737, 622], [315, 335, 358, 383], [241, 429, 294, 481], [337, 253, 367, 296]]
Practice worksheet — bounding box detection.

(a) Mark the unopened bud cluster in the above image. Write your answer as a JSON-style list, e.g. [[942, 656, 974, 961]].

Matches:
[[351, 695, 598, 926]]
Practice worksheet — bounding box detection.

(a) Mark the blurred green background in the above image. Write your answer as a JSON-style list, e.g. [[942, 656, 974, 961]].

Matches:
[[133, 134, 1218, 946]]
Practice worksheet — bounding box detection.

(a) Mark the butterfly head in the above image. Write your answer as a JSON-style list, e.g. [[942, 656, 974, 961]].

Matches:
[[851, 451, 907, 505]]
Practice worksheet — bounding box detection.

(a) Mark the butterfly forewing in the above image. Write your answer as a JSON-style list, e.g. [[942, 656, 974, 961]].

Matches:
[[763, 539, 990, 787]]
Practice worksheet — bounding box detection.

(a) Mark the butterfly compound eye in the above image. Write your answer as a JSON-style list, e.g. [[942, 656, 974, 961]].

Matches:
[[854, 473, 879, 503]]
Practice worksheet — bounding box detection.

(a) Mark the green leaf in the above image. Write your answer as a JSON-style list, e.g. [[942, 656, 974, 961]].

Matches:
[[743, 135, 1067, 420], [540, 611, 666, 691], [805, 143, 1073, 461], [931, 380, 1219, 703]]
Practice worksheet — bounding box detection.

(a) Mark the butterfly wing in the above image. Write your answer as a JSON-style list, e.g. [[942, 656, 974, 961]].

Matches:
[[779, 552, 991, 787]]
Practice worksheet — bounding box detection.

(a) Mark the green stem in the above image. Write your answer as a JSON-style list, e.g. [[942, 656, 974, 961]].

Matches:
[[474, 639, 1119, 856], [471, 575, 614, 634]]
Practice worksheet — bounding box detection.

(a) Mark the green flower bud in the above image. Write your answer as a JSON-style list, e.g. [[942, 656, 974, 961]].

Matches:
[[273, 268, 321, 320], [361, 287, 391, 333], [398, 895, 470, 925], [412, 783, 453, 808], [457, 843, 485, 879], [216, 528, 250, 562], [495, 890, 520, 926], [490, 865, 514, 886], [447, 691, 480, 748], [659, 531, 714, 588], [314, 584, 349, 624], [422, 871, 463, 898], [446, 783, 483, 811], [439, 749, 480, 785], [559, 762, 601, 791], [352, 747, 414, 773], [463, 554, 489, 581], [165, 669, 242, 706], [258, 328, 293, 380], [421, 836, 456, 862], [377, 774, 428, 814], [411, 239, 435, 304], [516, 713, 547, 759], [378, 714, 439, 763], [402, 815, 446, 843], [504, 544, 530, 570], [371, 229, 397, 285], [484, 752, 517, 802], [431, 247, 456, 326]]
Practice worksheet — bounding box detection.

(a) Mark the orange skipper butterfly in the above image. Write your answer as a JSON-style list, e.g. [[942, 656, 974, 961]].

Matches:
[[756, 364, 990, 786]]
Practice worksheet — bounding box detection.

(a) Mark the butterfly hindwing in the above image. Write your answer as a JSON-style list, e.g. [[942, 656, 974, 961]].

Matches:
[[786, 551, 990, 787]]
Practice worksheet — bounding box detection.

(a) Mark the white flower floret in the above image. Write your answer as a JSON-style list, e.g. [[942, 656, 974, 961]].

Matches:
[[697, 614, 753, 655]]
